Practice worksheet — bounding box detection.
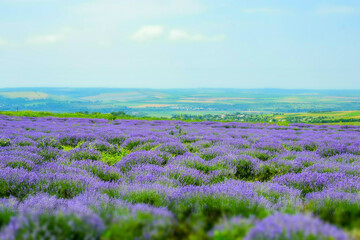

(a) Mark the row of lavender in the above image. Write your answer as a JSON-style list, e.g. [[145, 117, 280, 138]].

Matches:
[[0, 115, 359, 239]]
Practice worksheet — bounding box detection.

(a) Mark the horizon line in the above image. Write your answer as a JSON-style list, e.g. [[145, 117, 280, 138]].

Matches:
[[1, 87, 360, 91]]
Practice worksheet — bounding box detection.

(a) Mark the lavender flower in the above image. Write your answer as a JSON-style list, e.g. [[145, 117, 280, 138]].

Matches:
[[244, 213, 348, 240]]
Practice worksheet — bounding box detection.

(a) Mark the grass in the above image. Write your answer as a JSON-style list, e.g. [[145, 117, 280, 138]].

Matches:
[[1, 110, 360, 126], [0, 110, 165, 121]]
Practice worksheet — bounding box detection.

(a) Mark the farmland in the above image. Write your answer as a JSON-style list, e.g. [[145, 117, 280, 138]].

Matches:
[[1, 88, 359, 116], [2, 110, 360, 126], [173, 111, 360, 125], [0, 114, 359, 239]]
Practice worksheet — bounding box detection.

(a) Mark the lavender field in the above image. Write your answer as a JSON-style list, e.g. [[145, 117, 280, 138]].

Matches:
[[0, 115, 360, 240]]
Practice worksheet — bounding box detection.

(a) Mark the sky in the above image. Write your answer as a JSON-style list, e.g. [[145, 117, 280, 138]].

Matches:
[[0, 0, 359, 89]]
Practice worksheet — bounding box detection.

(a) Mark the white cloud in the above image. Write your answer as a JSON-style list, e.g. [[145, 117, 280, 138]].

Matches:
[[68, 0, 205, 45], [241, 8, 288, 15], [168, 30, 225, 42], [0, 38, 8, 47], [316, 6, 356, 14], [75, 0, 205, 24], [1, 0, 57, 2], [28, 34, 64, 45], [131, 25, 164, 42], [27, 28, 76, 45]]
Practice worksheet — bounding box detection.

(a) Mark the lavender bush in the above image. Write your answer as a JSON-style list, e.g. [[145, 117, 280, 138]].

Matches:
[[0, 115, 359, 239]]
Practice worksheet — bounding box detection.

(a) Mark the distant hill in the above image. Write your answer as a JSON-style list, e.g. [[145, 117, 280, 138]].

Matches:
[[0, 88, 359, 116]]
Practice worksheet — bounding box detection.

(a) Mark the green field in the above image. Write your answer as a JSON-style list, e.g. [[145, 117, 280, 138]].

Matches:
[[2, 110, 360, 126], [0, 88, 359, 117]]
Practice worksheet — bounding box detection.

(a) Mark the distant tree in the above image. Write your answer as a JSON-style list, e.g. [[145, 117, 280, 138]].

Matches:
[[110, 111, 127, 117]]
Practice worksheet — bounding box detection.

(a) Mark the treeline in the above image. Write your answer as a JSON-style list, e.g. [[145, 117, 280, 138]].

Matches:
[[178, 102, 360, 113], [0, 98, 130, 113], [0, 111, 167, 121], [172, 112, 360, 125], [171, 113, 273, 123], [2, 96, 359, 114], [1, 111, 359, 126]]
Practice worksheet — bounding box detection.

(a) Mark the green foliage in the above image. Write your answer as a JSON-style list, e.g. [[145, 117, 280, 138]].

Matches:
[[156, 151, 171, 164], [102, 188, 120, 199], [61, 140, 84, 152], [62, 145, 76, 152], [15, 213, 101, 240], [306, 199, 360, 229], [186, 143, 200, 153], [101, 151, 126, 166], [102, 211, 172, 240], [304, 143, 318, 152], [6, 161, 33, 171], [170, 195, 269, 231], [121, 190, 168, 207], [70, 150, 100, 161], [106, 136, 126, 145], [201, 142, 212, 148], [209, 172, 232, 185], [125, 140, 142, 151], [234, 158, 257, 180], [210, 217, 254, 240], [259, 146, 283, 153], [199, 152, 220, 161], [175, 125, 185, 136], [0, 180, 35, 199], [39, 148, 60, 162], [255, 164, 278, 182], [169, 171, 206, 186], [0, 208, 15, 229], [282, 144, 303, 152], [284, 182, 324, 198], [91, 143, 117, 153], [181, 137, 197, 144], [90, 167, 121, 182], [37, 137, 62, 149], [281, 155, 297, 161], [318, 147, 344, 158], [135, 142, 159, 151], [16, 141, 32, 147], [255, 163, 295, 182], [39, 180, 85, 199], [247, 151, 273, 161], [180, 160, 216, 173], [59, 136, 84, 148], [160, 145, 186, 157], [0, 138, 11, 147]]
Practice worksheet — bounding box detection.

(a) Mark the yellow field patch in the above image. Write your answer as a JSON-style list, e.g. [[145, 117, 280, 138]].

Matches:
[[142, 91, 170, 99], [0, 92, 49, 100], [131, 104, 175, 108], [275, 97, 302, 103], [81, 92, 144, 101], [205, 97, 254, 101], [326, 96, 360, 100], [178, 100, 215, 103], [178, 97, 255, 103]]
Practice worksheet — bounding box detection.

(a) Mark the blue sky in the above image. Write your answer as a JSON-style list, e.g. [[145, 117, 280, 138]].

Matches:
[[0, 0, 359, 89]]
